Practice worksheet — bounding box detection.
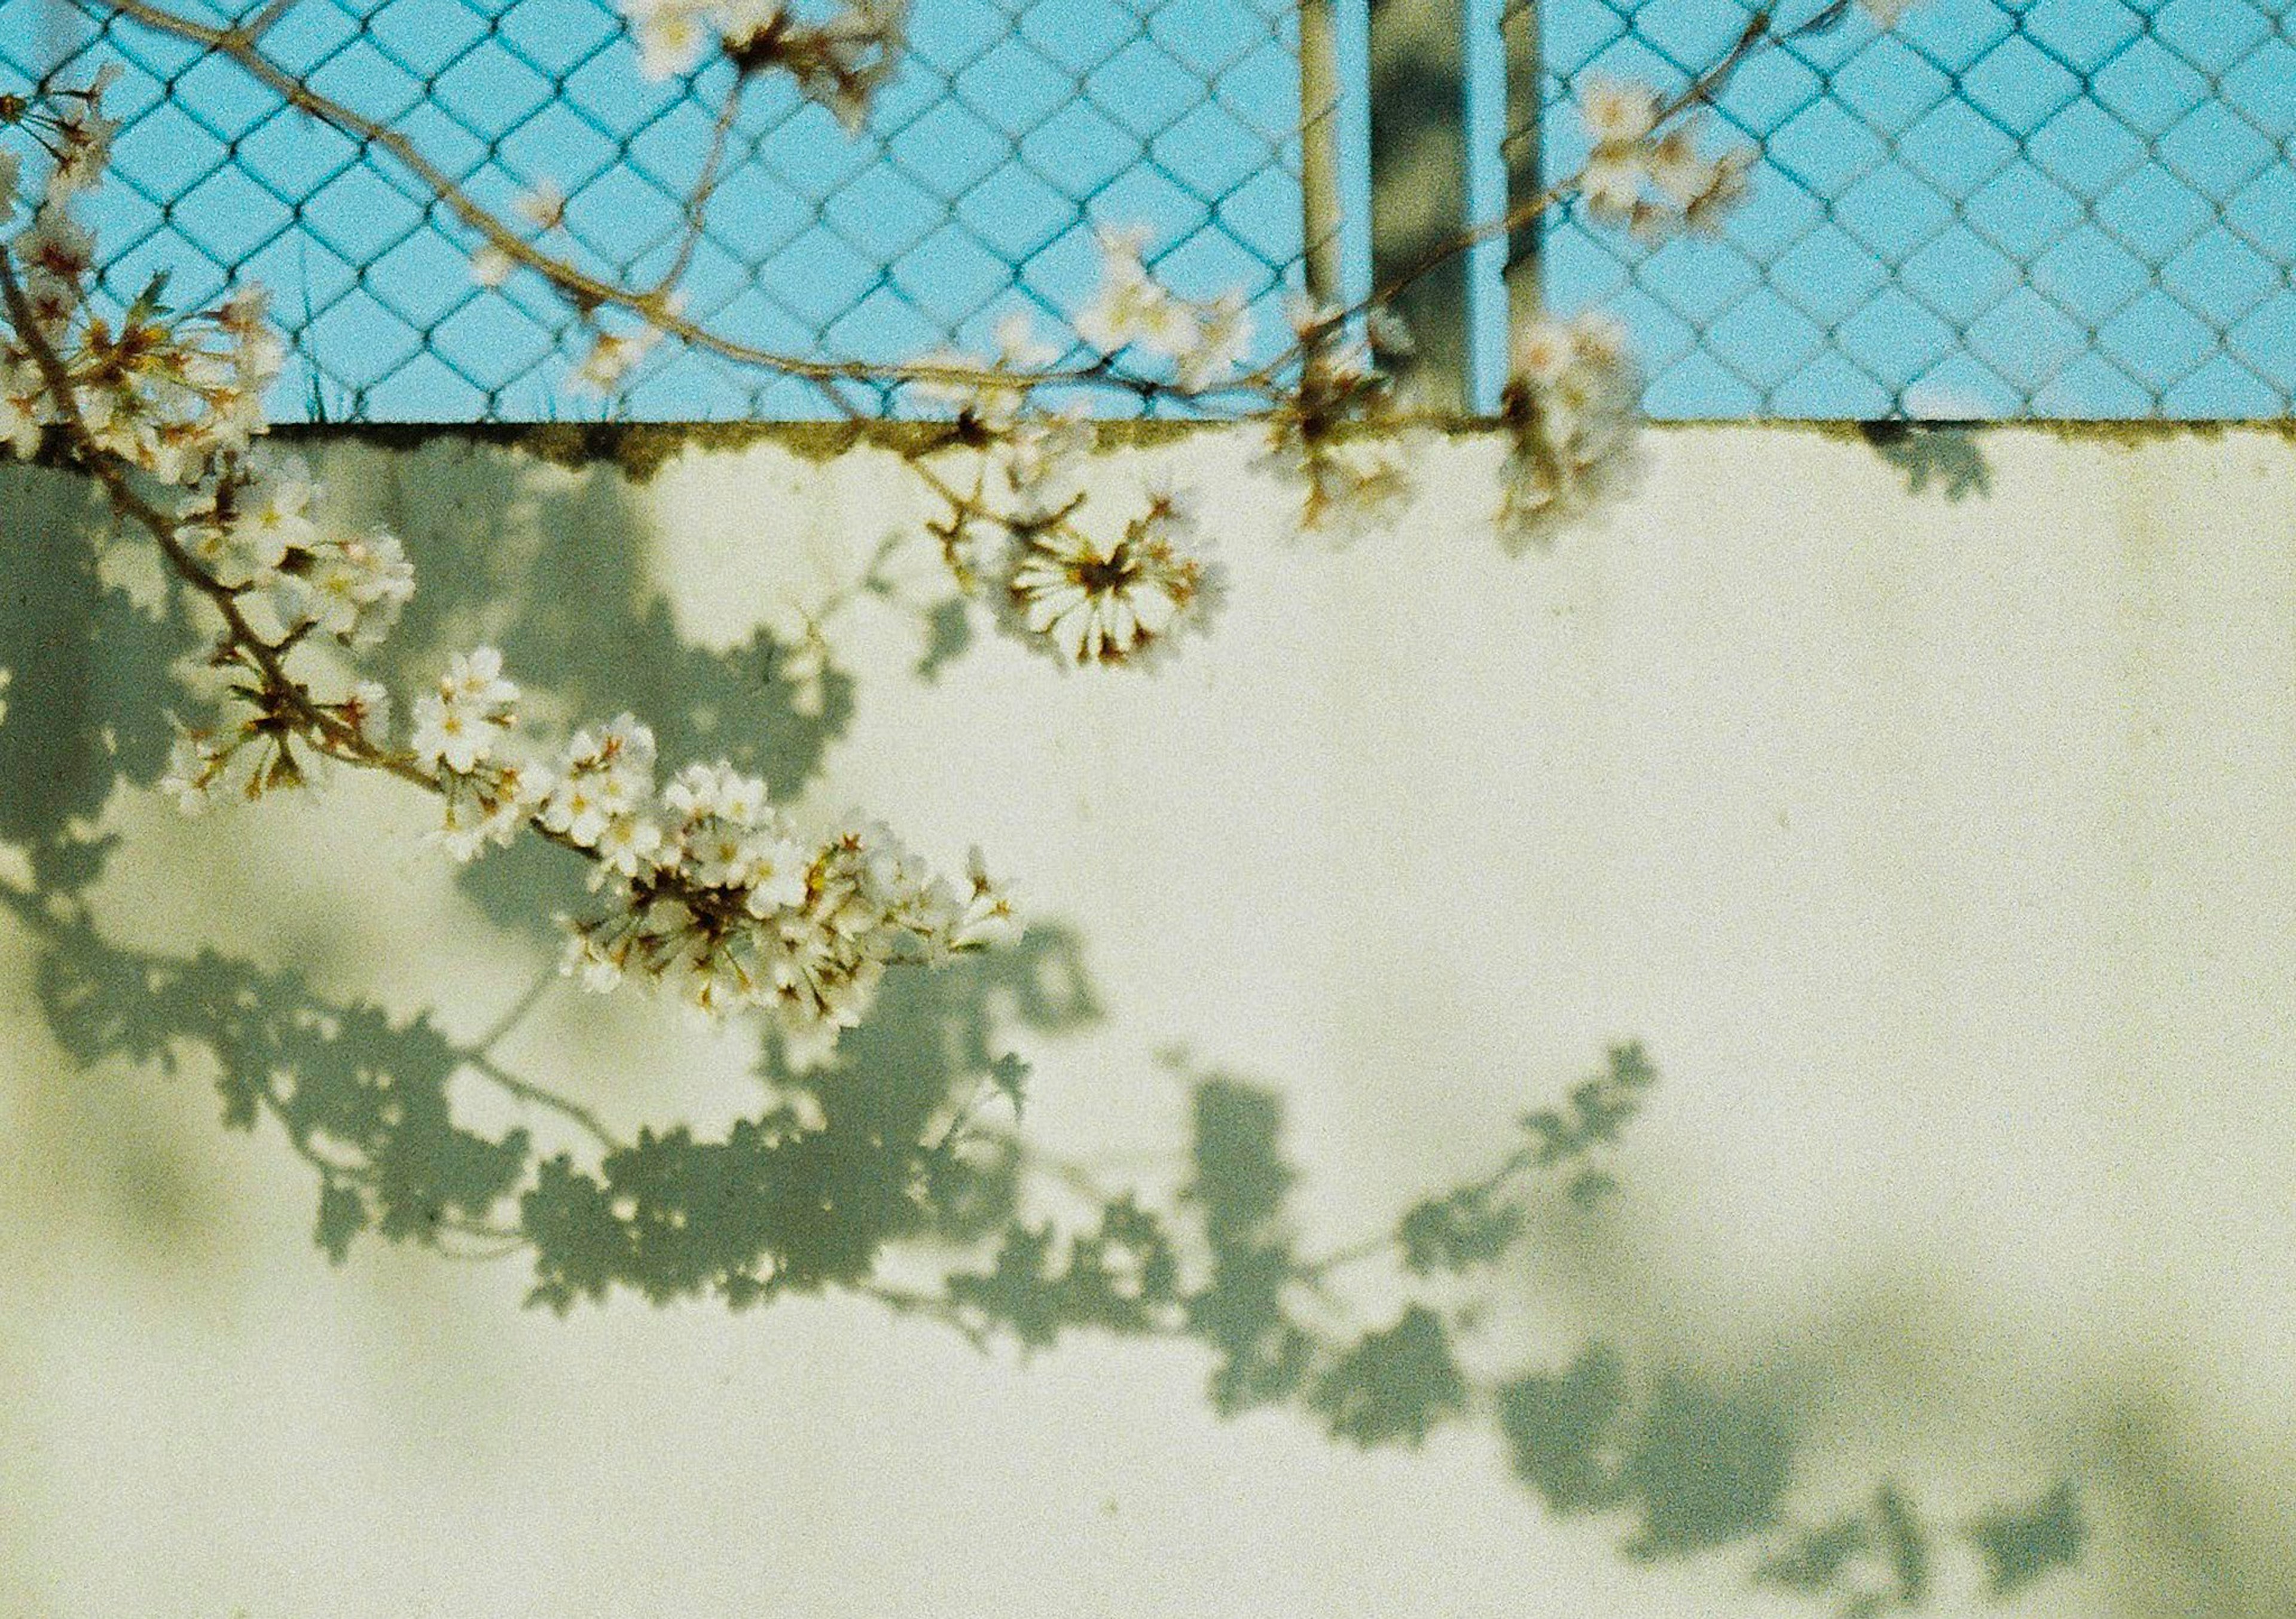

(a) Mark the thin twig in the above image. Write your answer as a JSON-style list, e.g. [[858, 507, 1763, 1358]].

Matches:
[[472, 964, 558, 1054], [88, 0, 1200, 401], [647, 76, 746, 300], [465, 1052, 628, 1153]]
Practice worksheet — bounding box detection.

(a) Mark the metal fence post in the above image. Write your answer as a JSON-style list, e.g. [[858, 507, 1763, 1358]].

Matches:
[[1499, 0, 1542, 346], [1367, 0, 1472, 411], [1298, 0, 1346, 313]]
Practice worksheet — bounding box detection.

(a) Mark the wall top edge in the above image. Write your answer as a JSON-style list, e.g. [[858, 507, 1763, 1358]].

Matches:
[[24, 415, 2271, 486]]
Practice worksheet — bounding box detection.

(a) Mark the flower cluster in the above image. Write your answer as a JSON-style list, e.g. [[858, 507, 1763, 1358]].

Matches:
[[158, 676, 390, 814], [1, 74, 1019, 1059], [553, 752, 1016, 1052], [401, 647, 541, 859], [1574, 78, 1755, 243], [0, 72, 282, 484], [1076, 228, 1254, 393], [394, 642, 1018, 1047], [176, 456, 414, 646], [908, 311, 1061, 433], [994, 484, 1219, 670], [1494, 311, 1642, 551], [1258, 297, 1412, 540], [621, 0, 909, 130], [575, 320, 665, 393], [155, 456, 414, 814]]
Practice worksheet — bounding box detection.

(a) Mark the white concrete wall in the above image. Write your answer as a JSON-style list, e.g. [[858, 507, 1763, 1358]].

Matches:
[[2, 422, 2292, 1617]]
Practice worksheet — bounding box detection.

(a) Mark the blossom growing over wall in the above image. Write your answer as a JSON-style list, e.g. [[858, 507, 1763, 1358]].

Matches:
[[1257, 296, 1412, 540], [994, 486, 1219, 669], [0, 76, 282, 486], [1495, 312, 1642, 551]]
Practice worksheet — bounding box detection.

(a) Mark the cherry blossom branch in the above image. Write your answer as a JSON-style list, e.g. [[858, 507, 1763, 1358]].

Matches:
[[55, 0, 1868, 654], [1, 210, 1018, 1040], [645, 75, 747, 302], [89, 0, 1207, 401]]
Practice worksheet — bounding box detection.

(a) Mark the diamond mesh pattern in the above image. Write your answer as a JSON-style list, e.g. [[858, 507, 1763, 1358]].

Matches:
[[5, 0, 2289, 420], [1535, 0, 2296, 417], [0, 0, 1306, 419]]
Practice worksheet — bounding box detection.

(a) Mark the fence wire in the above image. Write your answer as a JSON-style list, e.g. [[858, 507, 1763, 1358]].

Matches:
[[2, 0, 2291, 420], [2, 0, 1307, 417], [1534, 0, 2296, 417]]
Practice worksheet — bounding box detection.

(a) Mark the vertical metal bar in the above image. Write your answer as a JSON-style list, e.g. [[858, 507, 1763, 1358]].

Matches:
[[1499, 0, 1543, 340], [1299, 0, 1347, 312], [1367, 0, 1471, 410]]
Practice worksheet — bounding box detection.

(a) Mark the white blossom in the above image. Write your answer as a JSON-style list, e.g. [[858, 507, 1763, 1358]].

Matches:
[[1175, 292, 1253, 393], [949, 845, 1020, 949], [1578, 78, 1659, 148], [542, 714, 658, 848], [1496, 311, 1643, 552], [158, 731, 233, 815], [575, 325, 660, 392], [1573, 79, 1755, 242], [624, 0, 716, 77], [561, 789, 1012, 1053], [1074, 227, 1167, 355], [514, 181, 569, 232], [469, 245, 514, 288], [337, 680, 392, 748], [411, 647, 521, 774], [619, 0, 908, 128], [996, 487, 1217, 668], [156, 714, 315, 812], [304, 529, 416, 646], [0, 358, 44, 458], [593, 808, 665, 877], [432, 758, 544, 862]]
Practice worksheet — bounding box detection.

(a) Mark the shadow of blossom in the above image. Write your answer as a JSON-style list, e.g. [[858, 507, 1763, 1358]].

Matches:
[[8, 863, 1100, 1312], [0, 445, 1054, 1309], [1857, 421, 1993, 502], [934, 1047, 2087, 1618], [0, 448, 2115, 1619], [289, 437, 860, 945], [0, 463, 187, 895]]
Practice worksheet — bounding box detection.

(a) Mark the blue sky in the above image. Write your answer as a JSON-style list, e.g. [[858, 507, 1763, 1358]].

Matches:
[[0, 0, 2288, 419]]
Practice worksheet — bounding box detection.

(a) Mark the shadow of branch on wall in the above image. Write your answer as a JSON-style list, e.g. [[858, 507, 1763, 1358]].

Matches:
[[322, 438, 863, 947], [0, 441, 1084, 1293], [0, 445, 2136, 1618], [927, 1047, 2092, 1617]]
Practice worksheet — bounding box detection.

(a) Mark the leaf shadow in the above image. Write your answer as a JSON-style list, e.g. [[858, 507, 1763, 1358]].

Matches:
[[294, 435, 859, 946]]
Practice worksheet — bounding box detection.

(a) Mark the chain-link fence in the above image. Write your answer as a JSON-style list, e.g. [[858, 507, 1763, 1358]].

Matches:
[[1534, 0, 2296, 417], [2, 0, 2291, 420], [4, 0, 1309, 417]]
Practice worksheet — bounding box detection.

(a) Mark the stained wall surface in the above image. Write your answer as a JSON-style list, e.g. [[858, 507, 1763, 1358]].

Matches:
[[2, 421, 2292, 1617]]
